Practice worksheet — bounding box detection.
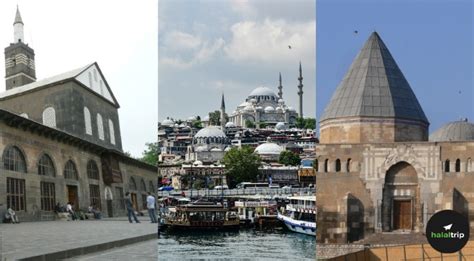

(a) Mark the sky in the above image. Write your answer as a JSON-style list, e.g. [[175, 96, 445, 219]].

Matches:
[[158, 0, 316, 122], [317, 0, 474, 134], [0, 0, 158, 157]]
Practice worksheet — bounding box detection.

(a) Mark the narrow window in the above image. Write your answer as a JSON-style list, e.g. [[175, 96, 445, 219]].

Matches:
[[445, 159, 450, 172], [42, 107, 56, 128], [7, 178, 26, 211], [97, 114, 104, 140], [84, 107, 92, 135], [40, 182, 55, 211]]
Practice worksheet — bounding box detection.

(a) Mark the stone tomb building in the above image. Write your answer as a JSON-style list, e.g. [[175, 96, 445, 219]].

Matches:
[[0, 8, 156, 221], [316, 32, 474, 243]]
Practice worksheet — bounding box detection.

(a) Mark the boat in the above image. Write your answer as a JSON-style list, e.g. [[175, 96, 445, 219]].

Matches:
[[277, 195, 316, 236], [160, 202, 240, 232], [234, 196, 279, 229]]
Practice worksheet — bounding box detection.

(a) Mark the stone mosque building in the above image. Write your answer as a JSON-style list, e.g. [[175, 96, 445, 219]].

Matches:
[[316, 32, 474, 243], [228, 64, 304, 128], [0, 7, 156, 221]]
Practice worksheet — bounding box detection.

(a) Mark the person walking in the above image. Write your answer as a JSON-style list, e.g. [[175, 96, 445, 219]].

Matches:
[[125, 192, 140, 223], [146, 192, 157, 223]]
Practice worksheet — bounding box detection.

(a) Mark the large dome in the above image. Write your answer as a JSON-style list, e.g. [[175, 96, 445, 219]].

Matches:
[[195, 126, 226, 138], [162, 119, 174, 127], [249, 86, 277, 98], [255, 142, 283, 155], [320, 32, 428, 124], [429, 119, 474, 142]]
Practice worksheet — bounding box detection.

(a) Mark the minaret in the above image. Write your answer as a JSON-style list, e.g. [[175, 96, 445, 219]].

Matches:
[[220, 93, 226, 129], [297, 62, 304, 118], [5, 6, 36, 90], [277, 72, 283, 99]]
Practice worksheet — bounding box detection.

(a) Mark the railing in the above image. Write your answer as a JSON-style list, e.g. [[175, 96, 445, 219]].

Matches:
[[157, 187, 315, 198]]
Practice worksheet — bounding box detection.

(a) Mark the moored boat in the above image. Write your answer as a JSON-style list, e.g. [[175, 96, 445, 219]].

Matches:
[[277, 195, 316, 236], [161, 202, 240, 232]]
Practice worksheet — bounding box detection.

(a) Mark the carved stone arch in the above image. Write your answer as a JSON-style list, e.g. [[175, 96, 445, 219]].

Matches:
[[382, 149, 426, 179]]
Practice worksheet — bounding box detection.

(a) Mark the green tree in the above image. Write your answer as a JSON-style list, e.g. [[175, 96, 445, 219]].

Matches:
[[192, 120, 202, 129], [140, 142, 159, 166], [223, 146, 261, 188], [304, 118, 316, 129], [245, 119, 255, 128], [209, 110, 229, 126], [295, 117, 306, 128], [258, 122, 268, 129], [279, 150, 301, 166]]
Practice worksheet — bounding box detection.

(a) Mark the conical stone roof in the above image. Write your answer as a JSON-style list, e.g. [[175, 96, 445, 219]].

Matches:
[[14, 6, 23, 25], [321, 32, 428, 124]]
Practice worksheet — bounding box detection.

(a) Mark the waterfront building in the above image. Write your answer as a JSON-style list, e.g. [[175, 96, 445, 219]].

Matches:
[[316, 32, 474, 243], [0, 8, 157, 221]]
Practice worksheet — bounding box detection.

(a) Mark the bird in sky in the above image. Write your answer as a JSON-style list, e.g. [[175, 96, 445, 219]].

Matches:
[[354, 30, 358, 34], [288, 45, 292, 49]]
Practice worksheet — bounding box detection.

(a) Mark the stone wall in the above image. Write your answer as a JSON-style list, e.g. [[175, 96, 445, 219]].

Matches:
[[319, 117, 428, 144]]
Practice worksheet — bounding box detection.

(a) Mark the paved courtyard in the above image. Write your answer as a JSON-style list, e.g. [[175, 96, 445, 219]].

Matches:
[[0, 217, 157, 260], [69, 240, 157, 260]]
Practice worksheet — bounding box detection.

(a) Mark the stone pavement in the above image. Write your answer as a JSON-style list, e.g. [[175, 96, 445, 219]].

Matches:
[[0, 216, 157, 260], [69, 240, 157, 261]]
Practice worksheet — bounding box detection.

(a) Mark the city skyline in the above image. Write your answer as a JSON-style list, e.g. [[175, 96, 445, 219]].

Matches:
[[158, 0, 316, 122]]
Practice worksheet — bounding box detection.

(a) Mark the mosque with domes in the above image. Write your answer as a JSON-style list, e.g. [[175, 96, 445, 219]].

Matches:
[[228, 64, 304, 129], [316, 32, 474, 243]]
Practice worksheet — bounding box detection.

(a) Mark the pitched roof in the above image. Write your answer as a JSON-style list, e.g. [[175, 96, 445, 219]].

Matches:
[[0, 62, 120, 107], [320, 32, 428, 124]]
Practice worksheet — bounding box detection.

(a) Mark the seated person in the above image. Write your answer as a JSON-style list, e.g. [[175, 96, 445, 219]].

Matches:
[[5, 208, 19, 224], [66, 202, 77, 221], [88, 205, 102, 219]]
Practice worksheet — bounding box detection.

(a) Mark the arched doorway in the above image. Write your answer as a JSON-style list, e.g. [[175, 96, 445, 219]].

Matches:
[[382, 162, 419, 231]]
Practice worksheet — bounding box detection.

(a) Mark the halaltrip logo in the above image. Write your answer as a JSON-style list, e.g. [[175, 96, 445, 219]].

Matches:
[[426, 210, 469, 253]]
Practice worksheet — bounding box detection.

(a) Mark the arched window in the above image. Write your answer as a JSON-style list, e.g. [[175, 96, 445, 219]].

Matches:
[[84, 107, 92, 135], [38, 154, 55, 176], [314, 159, 319, 172], [3, 146, 26, 173], [335, 159, 341, 172], [129, 177, 137, 190], [42, 107, 56, 127], [149, 181, 154, 193], [140, 179, 147, 192], [324, 159, 329, 173], [445, 159, 450, 173], [109, 119, 115, 145], [64, 160, 78, 180], [87, 160, 99, 180], [347, 158, 352, 172], [97, 113, 104, 140], [455, 159, 461, 172]]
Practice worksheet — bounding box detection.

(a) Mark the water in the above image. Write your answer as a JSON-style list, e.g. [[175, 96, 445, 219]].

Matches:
[[157, 229, 315, 260]]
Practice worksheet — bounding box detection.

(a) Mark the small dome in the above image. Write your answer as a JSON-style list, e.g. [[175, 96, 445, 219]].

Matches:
[[264, 106, 275, 112], [193, 160, 203, 166], [225, 122, 236, 128], [287, 106, 295, 112], [275, 122, 287, 130], [210, 147, 222, 152], [162, 119, 174, 126], [256, 106, 263, 111], [255, 142, 283, 155], [430, 119, 474, 142], [244, 105, 254, 112], [195, 126, 227, 138], [249, 86, 277, 97], [195, 146, 207, 152], [278, 99, 284, 104], [276, 107, 283, 112]]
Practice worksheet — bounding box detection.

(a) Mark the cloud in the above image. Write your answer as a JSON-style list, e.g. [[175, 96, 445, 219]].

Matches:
[[160, 36, 225, 69], [224, 19, 315, 66], [163, 31, 202, 51]]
